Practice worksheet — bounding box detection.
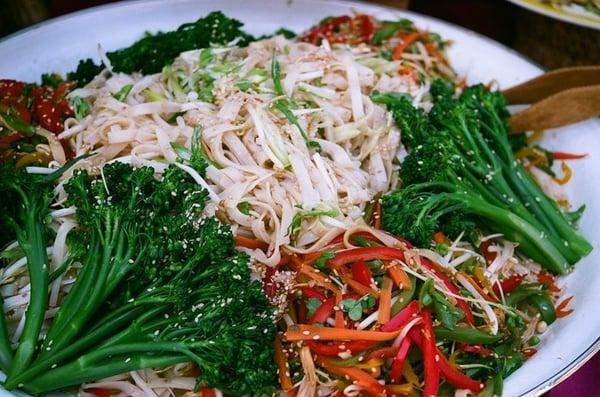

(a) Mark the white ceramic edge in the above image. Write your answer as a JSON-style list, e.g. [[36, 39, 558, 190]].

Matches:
[[506, 0, 600, 30], [0, 0, 597, 396]]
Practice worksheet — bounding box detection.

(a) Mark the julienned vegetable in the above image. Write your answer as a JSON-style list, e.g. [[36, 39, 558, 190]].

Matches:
[[375, 81, 592, 274], [2, 160, 277, 394]]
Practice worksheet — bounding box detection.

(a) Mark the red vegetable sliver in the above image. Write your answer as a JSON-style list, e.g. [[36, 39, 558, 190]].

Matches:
[[552, 151, 587, 160], [381, 300, 420, 332], [421, 310, 440, 397], [300, 286, 327, 301], [351, 260, 373, 287], [308, 298, 336, 324], [492, 274, 525, 296], [390, 337, 412, 384]]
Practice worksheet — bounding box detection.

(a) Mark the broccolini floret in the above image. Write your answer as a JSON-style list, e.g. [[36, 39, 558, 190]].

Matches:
[[375, 80, 591, 274], [4, 161, 277, 395]]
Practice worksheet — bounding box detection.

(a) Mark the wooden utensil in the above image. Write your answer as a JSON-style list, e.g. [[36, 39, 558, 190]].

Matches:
[[502, 66, 600, 133]]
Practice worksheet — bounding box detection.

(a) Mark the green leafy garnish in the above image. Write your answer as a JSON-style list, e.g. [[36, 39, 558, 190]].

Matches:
[[112, 84, 133, 102], [306, 298, 322, 318], [237, 201, 252, 215], [199, 48, 214, 68], [271, 53, 284, 96]]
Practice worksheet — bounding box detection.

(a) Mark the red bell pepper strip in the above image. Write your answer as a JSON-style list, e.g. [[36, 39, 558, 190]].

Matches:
[[492, 274, 525, 296], [457, 343, 494, 357], [308, 298, 336, 324], [421, 310, 440, 397], [0, 79, 26, 98], [351, 260, 373, 287], [359, 14, 375, 42], [381, 300, 420, 332], [302, 16, 351, 45], [390, 337, 412, 384], [0, 132, 25, 146], [479, 239, 497, 264], [552, 151, 587, 160], [306, 340, 380, 356], [300, 286, 327, 301], [328, 246, 406, 269], [537, 272, 560, 293], [410, 328, 485, 392]]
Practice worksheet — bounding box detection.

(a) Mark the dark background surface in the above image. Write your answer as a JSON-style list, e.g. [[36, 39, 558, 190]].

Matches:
[[1, 0, 600, 68], [0, 0, 598, 395]]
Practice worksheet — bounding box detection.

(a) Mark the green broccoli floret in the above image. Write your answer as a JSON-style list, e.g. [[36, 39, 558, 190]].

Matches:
[[4, 162, 277, 395], [68, 12, 254, 86], [377, 80, 591, 274]]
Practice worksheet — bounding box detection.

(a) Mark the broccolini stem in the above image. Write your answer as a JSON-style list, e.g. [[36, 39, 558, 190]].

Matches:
[[458, 194, 570, 274], [25, 354, 187, 394], [8, 201, 50, 378], [513, 164, 592, 259], [5, 306, 164, 389]]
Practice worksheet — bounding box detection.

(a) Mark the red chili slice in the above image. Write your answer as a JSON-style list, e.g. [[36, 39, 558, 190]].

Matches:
[[352, 260, 373, 287]]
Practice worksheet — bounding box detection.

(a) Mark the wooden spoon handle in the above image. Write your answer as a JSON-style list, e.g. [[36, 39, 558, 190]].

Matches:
[[509, 84, 600, 133], [503, 66, 600, 105]]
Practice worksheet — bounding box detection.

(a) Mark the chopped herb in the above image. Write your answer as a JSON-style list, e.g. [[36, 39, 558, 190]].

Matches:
[[71, 97, 91, 121], [271, 53, 284, 96], [237, 201, 252, 215], [313, 251, 336, 270], [272, 100, 321, 151], [142, 89, 166, 102], [112, 84, 133, 102], [197, 74, 215, 103], [288, 206, 339, 242], [236, 80, 253, 91], [199, 48, 214, 68]]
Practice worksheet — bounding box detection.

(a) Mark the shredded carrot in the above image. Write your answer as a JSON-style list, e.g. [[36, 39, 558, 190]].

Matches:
[[340, 275, 380, 298], [316, 356, 386, 396], [291, 258, 342, 295], [377, 276, 393, 324], [392, 32, 424, 60], [554, 162, 573, 185], [286, 388, 298, 397], [556, 296, 574, 318], [285, 324, 403, 342], [334, 292, 345, 328], [234, 235, 269, 251], [388, 264, 412, 290], [433, 231, 447, 244], [424, 41, 443, 61], [274, 336, 294, 391]]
